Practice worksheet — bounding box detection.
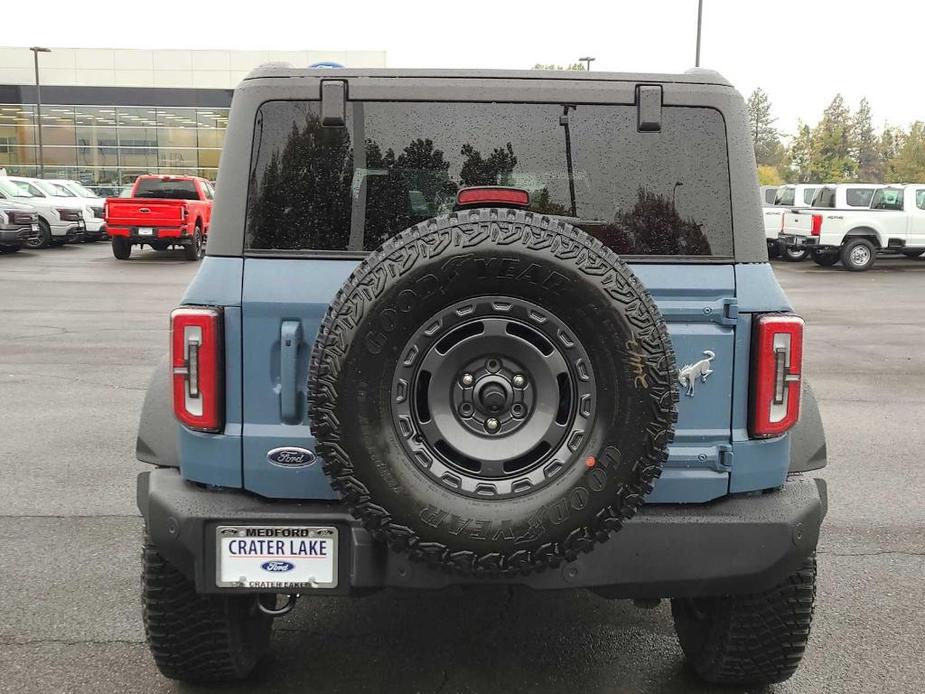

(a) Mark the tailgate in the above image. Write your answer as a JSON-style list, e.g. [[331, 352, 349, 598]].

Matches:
[[106, 199, 185, 226], [782, 210, 814, 237]]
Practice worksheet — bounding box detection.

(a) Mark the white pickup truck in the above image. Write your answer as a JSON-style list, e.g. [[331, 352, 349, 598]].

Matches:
[[780, 184, 925, 271], [763, 184, 819, 261]]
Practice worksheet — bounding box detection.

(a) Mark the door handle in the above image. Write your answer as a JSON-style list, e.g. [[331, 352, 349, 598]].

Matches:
[[280, 320, 303, 424]]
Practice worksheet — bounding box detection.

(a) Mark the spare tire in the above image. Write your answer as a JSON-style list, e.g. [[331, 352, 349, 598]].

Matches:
[[309, 209, 677, 576]]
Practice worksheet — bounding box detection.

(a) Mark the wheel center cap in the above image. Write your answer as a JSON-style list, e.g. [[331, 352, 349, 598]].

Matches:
[[479, 383, 507, 412]]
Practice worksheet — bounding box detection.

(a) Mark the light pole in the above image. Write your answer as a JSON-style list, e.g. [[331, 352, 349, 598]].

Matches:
[[30, 47, 51, 178], [695, 0, 703, 67], [578, 56, 595, 72]]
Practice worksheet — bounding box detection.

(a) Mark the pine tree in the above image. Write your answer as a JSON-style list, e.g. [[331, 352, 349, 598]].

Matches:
[[808, 95, 857, 182], [746, 88, 784, 166], [852, 98, 881, 182], [888, 121, 925, 183], [787, 122, 814, 183]]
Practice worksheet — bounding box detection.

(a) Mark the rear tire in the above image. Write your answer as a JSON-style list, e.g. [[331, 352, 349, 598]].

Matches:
[[840, 238, 876, 272], [671, 554, 817, 686], [901, 249, 924, 258], [142, 536, 272, 683], [183, 226, 204, 261], [810, 250, 839, 267], [112, 237, 132, 260], [781, 246, 808, 262]]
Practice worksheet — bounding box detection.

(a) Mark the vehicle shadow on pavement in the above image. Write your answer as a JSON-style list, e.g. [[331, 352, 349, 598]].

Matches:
[[172, 587, 762, 694]]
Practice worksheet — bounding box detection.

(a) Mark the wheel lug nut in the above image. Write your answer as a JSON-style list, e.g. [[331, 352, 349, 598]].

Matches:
[[512, 374, 526, 388], [485, 418, 500, 433], [460, 373, 474, 387]]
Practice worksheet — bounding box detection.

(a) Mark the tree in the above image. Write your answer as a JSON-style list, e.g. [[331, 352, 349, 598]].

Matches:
[[757, 164, 783, 185], [852, 98, 881, 182], [879, 125, 905, 182], [807, 95, 856, 182], [459, 143, 517, 187], [786, 122, 814, 183], [746, 88, 784, 167], [887, 121, 925, 183], [532, 63, 586, 71]]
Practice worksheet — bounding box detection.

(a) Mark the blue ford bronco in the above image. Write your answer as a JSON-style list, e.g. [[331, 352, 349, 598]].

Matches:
[[136, 66, 827, 685]]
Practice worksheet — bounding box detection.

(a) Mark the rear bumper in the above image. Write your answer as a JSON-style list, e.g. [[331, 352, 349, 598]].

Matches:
[[778, 234, 819, 249], [108, 226, 189, 242], [138, 469, 826, 598]]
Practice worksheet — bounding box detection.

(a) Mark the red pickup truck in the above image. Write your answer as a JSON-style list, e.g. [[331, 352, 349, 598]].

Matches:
[[105, 175, 214, 261]]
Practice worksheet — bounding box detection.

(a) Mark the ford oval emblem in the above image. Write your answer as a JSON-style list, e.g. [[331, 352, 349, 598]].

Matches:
[[267, 446, 316, 468], [261, 560, 295, 572]]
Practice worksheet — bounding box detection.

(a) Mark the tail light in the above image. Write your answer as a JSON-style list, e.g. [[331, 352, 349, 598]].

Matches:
[[181, 206, 189, 221], [810, 214, 823, 236], [171, 307, 223, 432], [750, 314, 804, 437], [456, 186, 530, 208]]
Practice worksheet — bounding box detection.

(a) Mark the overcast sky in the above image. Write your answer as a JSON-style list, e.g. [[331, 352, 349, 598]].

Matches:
[[7, 0, 922, 136]]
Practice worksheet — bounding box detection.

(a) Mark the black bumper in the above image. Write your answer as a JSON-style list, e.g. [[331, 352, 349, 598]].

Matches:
[[778, 234, 819, 249], [0, 226, 35, 245], [138, 469, 826, 598]]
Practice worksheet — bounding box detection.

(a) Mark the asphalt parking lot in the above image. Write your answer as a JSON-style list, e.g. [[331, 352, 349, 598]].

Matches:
[[1, 243, 924, 694]]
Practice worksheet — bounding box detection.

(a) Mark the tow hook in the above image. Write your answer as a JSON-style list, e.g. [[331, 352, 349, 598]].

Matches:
[[257, 593, 299, 617]]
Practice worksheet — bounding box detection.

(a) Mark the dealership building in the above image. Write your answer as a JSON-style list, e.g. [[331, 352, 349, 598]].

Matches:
[[0, 46, 386, 191]]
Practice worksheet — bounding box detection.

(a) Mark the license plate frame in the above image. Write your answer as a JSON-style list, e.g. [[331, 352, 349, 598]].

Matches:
[[138, 227, 154, 236], [215, 525, 338, 590]]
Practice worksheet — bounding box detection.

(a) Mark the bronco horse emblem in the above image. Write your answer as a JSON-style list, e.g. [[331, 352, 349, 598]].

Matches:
[[678, 350, 715, 397]]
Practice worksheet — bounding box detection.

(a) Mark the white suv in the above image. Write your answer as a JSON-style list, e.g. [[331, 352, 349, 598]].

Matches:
[[0, 178, 85, 248]]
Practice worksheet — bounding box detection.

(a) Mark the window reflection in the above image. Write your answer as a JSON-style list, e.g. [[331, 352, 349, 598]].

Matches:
[[0, 103, 229, 185]]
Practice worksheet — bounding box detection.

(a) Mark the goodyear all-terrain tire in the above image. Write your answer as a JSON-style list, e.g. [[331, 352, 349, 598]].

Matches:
[[671, 555, 817, 686], [309, 209, 677, 576], [142, 536, 272, 683]]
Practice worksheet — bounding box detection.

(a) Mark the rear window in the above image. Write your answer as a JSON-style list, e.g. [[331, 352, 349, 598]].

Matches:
[[134, 178, 200, 200], [845, 188, 875, 207], [245, 101, 734, 257], [774, 187, 795, 206], [763, 187, 778, 204], [812, 188, 836, 208]]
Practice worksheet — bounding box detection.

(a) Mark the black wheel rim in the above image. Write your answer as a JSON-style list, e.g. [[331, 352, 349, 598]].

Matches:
[[391, 296, 596, 499]]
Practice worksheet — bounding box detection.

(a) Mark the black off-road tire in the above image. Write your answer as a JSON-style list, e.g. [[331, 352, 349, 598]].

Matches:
[[112, 237, 131, 260], [183, 226, 204, 261], [671, 555, 817, 686], [840, 237, 876, 272], [142, 537, 272, 683], [309, 209, 677, 576], [810, 250, 839, 267], [901, 249, 924, 258]]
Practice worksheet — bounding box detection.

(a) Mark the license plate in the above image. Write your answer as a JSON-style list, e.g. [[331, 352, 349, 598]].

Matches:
[[216, 526, 338, 589], [138, 227, 154, 236], [31, 223, 39, 231]]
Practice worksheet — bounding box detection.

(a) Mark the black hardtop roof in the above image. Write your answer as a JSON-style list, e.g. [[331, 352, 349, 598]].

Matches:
[[243, 65, 733, 88]]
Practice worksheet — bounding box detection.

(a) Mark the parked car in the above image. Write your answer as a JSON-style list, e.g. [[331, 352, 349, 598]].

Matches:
[[781, 184, 925, 270], [763, 183, 819, 261], [0, 199, 39, 253], [135, 66, 827, 686], [46, 179, 107, 240], [104, 175, 214, 261], [0, 178, 85, 248]]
